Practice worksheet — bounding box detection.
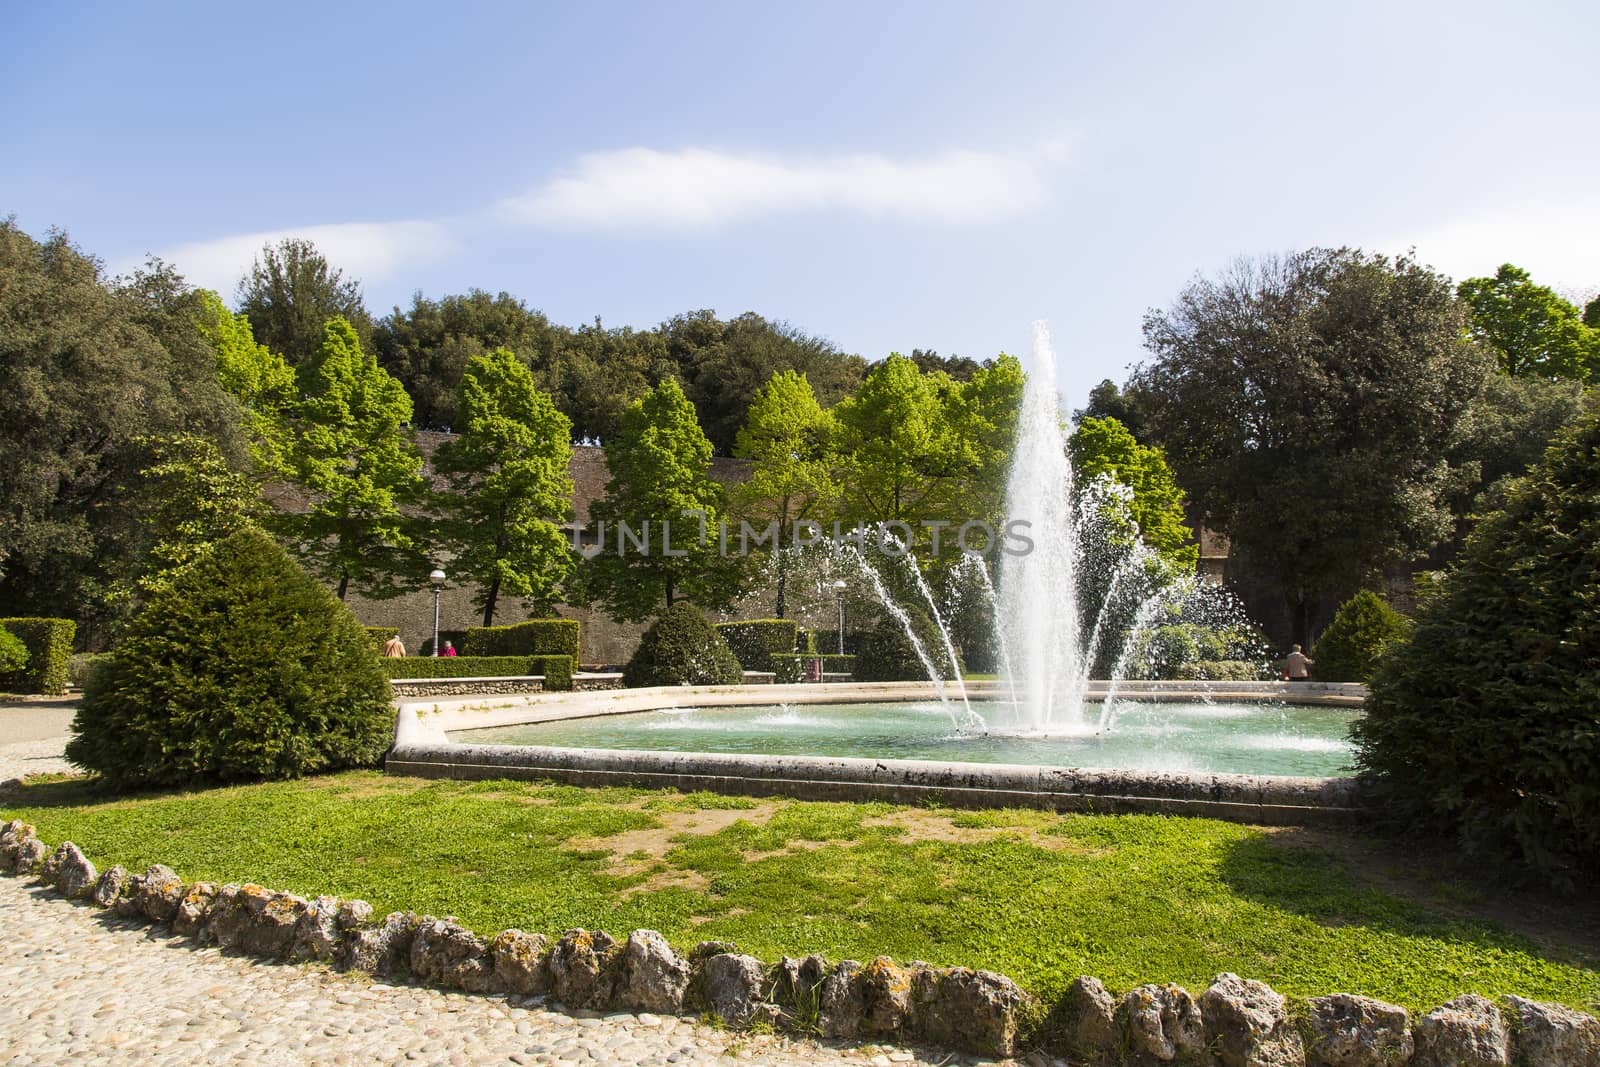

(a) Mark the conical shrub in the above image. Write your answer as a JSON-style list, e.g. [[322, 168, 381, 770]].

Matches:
[[67, 528, 393, 789], [623, 602, 744, 687]]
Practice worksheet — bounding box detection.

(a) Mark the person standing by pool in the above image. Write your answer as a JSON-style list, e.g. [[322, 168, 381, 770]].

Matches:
[[1283, 644, 1313, 680]]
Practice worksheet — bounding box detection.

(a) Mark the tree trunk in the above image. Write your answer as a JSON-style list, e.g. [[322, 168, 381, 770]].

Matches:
[[1288, 591, 1311, 650], [482, 575, 500, 627], [337, 570, 349, 601], [775, 557, 788, 619], [664, 580, 675, 610]]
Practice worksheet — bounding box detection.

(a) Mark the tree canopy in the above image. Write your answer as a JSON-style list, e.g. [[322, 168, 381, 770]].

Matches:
[[238, 237, 373, 365], [1458, 263, 1600, 380], [433, 349, 575, 625], [1135, 248, 1493, 645], [1068, 416, 1197, 572]]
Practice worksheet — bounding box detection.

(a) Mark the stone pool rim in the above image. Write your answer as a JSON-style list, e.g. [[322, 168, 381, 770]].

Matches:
[[387, 680, 1367, 826]]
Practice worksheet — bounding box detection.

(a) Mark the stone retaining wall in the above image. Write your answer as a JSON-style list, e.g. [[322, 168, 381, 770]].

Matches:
[[389, 673, 627, 698], [4, 820, 1595, 1064]]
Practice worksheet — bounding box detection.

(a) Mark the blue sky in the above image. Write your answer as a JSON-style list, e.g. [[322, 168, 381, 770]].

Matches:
[[6, 1, 1598, 407]]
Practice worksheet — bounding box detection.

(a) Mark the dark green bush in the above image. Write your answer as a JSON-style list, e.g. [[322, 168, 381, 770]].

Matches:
[[0, 627, 28, 676], [853, 613, 960, 682], [0, 617, 76, 695], [623, 603, 743, 687], [65, 529, 393, 789], [1354, 410, 1600, 890], [529, 654, 574, 691], [1310, 591, 1410, 682], [714, 619, 799, 671], [380, 655, 532, 679], [771, 654, 857, 683], [419, 629, 469, 656], [462, 618, 581, 661], [810, 628, 863, 655]]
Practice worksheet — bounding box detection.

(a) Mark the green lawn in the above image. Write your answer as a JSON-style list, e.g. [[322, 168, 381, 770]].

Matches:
[[5, 771, 1597, 1016]]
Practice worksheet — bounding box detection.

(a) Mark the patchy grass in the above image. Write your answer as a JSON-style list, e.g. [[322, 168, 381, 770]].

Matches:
[[5, 771, 1598, 1014]]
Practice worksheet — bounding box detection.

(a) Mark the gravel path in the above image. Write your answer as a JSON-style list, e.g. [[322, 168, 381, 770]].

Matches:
[[0, 697, 78, 783], [0, 875, 992, 1066]]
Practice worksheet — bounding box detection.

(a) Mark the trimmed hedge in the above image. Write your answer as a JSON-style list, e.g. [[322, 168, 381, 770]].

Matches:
[[0, 617, 76, 695], [623, 603, 743, 687], [810, 628, 863, 655], [714, 619, 800, 671], [66, 529, 392, 789], [1311, 591, 1410, 682], [1355, 409, 1600, 890], [462, 619, 581, 661], [771, 654, 857, 683], [0, 628, 28, 676], [420, 629, 469, 657], [379, 654, 574, 689], [1174, 660, 1273, 682]]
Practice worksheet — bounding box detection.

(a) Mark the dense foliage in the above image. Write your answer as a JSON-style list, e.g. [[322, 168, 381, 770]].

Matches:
[[433, 349, 576, 623], [1354, 411, 1600, 889], [238, 238, 373, 366], [713, 619, 800, 671], [1457, 263, 1600, 379], [1136, 248, 1493, 645], [0, 617, 76, 695], [1068, 416, 1196, 571], [621, 602, 744, 687], [66, 529, 393, 788], [1310, 590, 1410, 682], [853, 613, 960, 682], [0, 627, 27, 676], [459, 619, 581, 660]]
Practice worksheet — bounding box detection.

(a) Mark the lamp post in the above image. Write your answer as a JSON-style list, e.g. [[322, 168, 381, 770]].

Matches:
[[429, 568, 446, 656], [833, 580, 847, 656]]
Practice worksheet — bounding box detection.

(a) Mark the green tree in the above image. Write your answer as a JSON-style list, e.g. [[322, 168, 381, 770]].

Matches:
[[940, 354, 1024, 529], [374, 289, 568, 431], [237, 237, 373, 365], [0, 223, 245, 637], [731, 370, 840, 617], [1068, 416, 1197, 571], [585, 378, 738, 621], [1136, 249, 1492, 646], [278, 317, 425, 600], [196, 290, 296, 476], [434, 349, 576, 625], [1458, 264, 1600, 379], [1073, 377, 1154, 441], [832, 353, 950, 527], [1354, 410, 1600, 888], [556, 318, 674, 443]]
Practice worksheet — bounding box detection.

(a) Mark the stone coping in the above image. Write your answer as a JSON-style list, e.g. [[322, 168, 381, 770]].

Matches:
[[387, 680, 1367, 826]]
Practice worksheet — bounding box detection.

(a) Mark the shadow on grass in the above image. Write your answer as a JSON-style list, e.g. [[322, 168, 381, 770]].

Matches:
[[1214, 824, 1600, 972]]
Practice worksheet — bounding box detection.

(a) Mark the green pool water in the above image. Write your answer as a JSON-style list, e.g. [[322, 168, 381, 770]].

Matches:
[[451, 699, 1360, 778]]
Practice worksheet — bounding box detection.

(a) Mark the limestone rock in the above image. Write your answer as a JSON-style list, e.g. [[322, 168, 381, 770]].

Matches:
[[0, 820, 37, 872], [91, 865, 129, 909], [11, 836, 47, 876], [620, 930, 689, 1014], [171, 882, 219, 938], [909, 966, 1028, 1057], [689, 939, 738, 961], [336, 899, 373, 930], [36, 841, 65, 883], [1201, 972, 1305, 1067], [1412, 994, 1510, 1067], [1058, 976, 1120, 1066], [1119, 983, 1207, 1066], [129, 864, 185, 924], [490, 929, 550, 996], [819, 960, 866, 1038], [1504, 996, 1600, 1067], [290, 895, 343, 962], [48, 842, 97, 900], [548, 928, 620, 1009], [770, 954, 829, 1028], [1305, 994, 1412, 1067], [342, 911, 423, 977], [854, 956, 912, 1035], [410, 917, 502, 994], [699, 952, 768, 1026]]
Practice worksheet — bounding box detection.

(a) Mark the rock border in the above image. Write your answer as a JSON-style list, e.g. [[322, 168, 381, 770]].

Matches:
[[3, 820, 1597, 1065]]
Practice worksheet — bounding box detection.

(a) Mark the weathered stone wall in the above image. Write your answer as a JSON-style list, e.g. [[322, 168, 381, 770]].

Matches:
[[6, 820, 1596, 1065]]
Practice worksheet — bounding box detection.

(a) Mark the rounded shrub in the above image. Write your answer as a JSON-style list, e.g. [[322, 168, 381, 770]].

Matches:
[[66, 527, 394, 789], [1310, 590, 1410, 682], [1354, 410, 1600, 889], [854, 611, 960, 682], [0, 627, 28, 676], [622, 602, 744, 687]]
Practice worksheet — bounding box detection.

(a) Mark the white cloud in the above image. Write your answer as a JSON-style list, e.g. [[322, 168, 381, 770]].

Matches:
[[155, 219, 455, 295], [500, 146, 1053, 231], [1385, 195, 1600, 290]]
